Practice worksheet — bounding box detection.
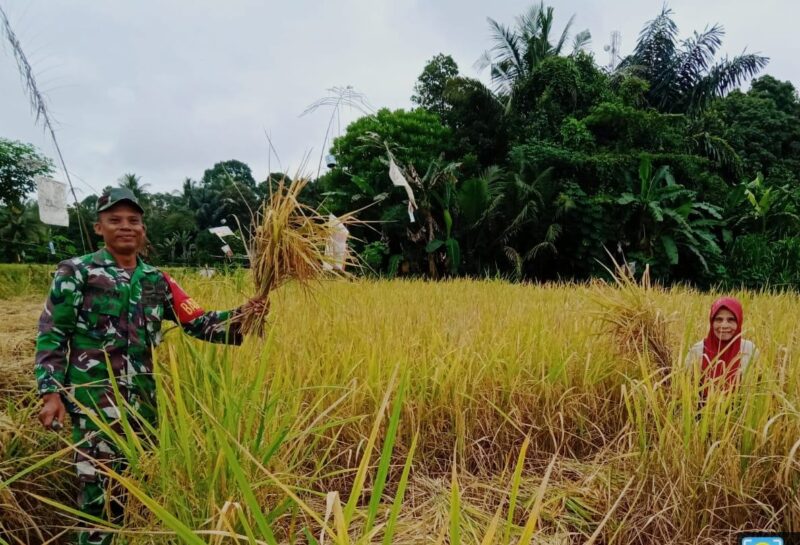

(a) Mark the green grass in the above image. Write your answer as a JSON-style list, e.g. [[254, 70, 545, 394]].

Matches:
[[0, 264, 53, 299]]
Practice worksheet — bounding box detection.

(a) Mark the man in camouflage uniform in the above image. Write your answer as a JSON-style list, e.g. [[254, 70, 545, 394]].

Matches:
[[35, 188, 262, 544]]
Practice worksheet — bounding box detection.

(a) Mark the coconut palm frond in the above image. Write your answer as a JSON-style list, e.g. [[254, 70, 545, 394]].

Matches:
[[572, 30, 592, 54]]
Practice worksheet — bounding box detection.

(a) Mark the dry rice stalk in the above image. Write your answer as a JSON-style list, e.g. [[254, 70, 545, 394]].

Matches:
[[239, 177, 360, 335], [0, 411, 13, 448], [590, 255, 674, 372], [0, 330, 36, 398]]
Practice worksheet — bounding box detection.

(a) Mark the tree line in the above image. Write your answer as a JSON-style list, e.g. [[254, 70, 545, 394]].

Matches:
[[2, 5, 799, 288]]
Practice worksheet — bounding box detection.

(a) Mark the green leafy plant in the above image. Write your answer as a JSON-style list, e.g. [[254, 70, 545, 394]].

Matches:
[[617, 156, 724, 275]]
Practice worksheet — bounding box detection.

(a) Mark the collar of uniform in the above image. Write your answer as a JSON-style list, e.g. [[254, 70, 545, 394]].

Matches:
[[91, 247, 156, 273], [91, 247, 117, 267], [138, 259, 156, 274]]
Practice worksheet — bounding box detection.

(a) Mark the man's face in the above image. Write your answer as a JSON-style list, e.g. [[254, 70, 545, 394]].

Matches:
[[94, 202, 146, 255]]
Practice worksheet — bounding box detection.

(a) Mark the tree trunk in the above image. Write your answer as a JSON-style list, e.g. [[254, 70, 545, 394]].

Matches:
[[426, 211, 438, 279]]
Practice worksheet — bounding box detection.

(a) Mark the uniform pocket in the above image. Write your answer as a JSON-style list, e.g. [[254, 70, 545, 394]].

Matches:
[[91, 298, 123, 317], [83, 297, 124, 340]]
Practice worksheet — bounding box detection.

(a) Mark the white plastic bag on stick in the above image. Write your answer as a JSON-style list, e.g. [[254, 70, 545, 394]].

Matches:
[[209, 226, 235, 238], [323, 214, 349, 271], [388, 158, 417, 222]]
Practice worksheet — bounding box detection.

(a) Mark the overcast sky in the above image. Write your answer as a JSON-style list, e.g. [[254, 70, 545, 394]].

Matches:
[[1, 0, 796, 199]]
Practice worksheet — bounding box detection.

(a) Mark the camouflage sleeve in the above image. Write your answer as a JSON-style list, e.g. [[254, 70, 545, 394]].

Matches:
[[162, 273, 244, 345], [35, 260, 84, 395]]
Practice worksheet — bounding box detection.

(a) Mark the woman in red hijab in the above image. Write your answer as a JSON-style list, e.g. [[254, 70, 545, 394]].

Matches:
[[685, 297, 758, 398]]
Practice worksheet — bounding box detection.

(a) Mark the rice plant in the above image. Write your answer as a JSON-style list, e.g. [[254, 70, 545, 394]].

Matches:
[[1, 269, 799, 543]]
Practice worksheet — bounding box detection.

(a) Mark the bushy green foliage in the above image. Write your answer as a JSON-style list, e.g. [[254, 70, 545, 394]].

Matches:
[[0, 138, 53, 207], [411, 54, 459, 118], [2, 5, 799, 290], [726, 235, 800, 289]]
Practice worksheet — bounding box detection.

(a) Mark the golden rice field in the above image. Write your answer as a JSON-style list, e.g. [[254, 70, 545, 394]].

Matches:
[[1, 267, 799, 544]]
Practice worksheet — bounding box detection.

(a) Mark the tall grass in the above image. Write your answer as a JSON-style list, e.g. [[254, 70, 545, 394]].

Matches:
[[1, 271, 799, 543], [0, 264, 53, 300]]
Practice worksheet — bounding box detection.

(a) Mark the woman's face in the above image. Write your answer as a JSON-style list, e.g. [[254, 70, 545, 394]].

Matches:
[[712, 308, 738, 342]]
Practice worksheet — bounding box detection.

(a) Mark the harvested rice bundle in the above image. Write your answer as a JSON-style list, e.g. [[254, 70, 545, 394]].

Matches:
[[590, 257, 674, 372], [239, 177, 359, 335]]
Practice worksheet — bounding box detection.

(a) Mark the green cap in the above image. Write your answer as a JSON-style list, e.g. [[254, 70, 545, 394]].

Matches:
[[96, 187, 144, 214]]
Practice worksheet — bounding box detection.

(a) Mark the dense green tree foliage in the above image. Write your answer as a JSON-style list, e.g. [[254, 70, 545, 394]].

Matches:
[[3, 5, 798, 289], [0, 138, 53, 207]]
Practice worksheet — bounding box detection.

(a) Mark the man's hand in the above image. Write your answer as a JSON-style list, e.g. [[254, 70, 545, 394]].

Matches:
[[237, 297, 270, 320], [39, 393, 66, 431]]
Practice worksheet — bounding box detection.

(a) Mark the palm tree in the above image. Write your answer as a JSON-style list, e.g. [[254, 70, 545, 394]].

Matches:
[[183, 178, 225, 229], [458, 166, 502, 227], [617, 7, 768, 114], [118, 173, 151, 203], [475, 2, 591, 100], [457, 166, 503, 273], [481, 160, 575, 279]]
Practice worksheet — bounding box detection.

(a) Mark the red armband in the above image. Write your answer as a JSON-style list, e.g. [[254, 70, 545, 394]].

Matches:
[[162, 272, 205, 323]]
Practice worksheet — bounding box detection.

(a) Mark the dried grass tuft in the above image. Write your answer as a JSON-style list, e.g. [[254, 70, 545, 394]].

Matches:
[[239, 177, 361, 335]]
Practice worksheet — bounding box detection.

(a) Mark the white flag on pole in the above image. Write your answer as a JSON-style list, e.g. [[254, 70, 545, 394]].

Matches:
[[36, 176, 69, 227]]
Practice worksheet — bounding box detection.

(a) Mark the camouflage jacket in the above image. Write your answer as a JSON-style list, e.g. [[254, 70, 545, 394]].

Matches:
[[35, 248, 243, 427]]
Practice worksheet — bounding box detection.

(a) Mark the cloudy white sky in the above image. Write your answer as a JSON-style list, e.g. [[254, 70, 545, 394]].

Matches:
[[1, 0, 796, 198]]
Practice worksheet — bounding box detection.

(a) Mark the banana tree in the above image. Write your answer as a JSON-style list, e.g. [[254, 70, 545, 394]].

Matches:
[[159, 230, 198, 263], [404, 157, 461, 278], [353, 132, 463, 278], [618, 156, 724, 273], [734, 173, 799, 236], [0, 202, 48, 262]]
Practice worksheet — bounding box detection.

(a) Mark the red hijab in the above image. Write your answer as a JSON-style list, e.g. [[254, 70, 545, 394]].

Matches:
[[701, 297, 743, 391]]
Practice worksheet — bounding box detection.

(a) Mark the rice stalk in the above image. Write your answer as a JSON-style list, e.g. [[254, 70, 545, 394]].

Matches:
[[3, 271, 800, 541], [240, 177, 361, 335]]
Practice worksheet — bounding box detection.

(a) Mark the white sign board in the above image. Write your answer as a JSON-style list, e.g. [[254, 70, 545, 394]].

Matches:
[[36, 176, 69, 227]]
